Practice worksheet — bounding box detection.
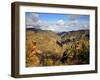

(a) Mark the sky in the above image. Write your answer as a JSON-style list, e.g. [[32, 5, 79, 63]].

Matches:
[[26, 12, 90, 32]]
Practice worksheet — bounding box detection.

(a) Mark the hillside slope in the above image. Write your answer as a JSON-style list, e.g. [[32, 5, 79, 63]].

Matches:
[[58, 30, 89, 44], [26, 28, 89, 67]]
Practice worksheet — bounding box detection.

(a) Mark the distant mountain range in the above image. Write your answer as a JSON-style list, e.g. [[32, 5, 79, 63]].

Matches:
[[58, 30, 89, 44], [26, 28, 89, 42]]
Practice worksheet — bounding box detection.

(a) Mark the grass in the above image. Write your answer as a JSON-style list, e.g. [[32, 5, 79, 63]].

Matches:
[[26, 30, 89, 67]]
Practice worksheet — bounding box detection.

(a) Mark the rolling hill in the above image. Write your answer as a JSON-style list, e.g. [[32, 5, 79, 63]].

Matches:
[[58, 30, 89, 44], [26, 28, 89, 67]]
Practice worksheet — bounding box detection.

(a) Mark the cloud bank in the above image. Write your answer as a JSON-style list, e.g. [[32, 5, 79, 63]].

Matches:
[[26, 13, 89, 32]]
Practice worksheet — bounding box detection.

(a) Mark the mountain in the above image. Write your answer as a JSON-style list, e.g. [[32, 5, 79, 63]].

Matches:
[[26, 28, 89, 67], [26, 28, 63, 55], [26, 28, 45, 32], [58, 30, 89, 44]]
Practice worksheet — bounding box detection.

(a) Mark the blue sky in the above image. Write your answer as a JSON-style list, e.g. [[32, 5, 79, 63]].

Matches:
[[38, 13, 89, 23], [26, 12, 90, 32]]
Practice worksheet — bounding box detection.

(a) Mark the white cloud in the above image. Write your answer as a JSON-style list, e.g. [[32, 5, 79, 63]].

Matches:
[[26, 13, 39, 24], [45, 25, 56, 31], [65, 20, 81, 27], [56, 19, 89, 32], [26, 13, 48, 29], [65, 20, 89, 30], [26, 13, 89, 32], [41, 20, 89, 32], [56, 19, 65, 27]]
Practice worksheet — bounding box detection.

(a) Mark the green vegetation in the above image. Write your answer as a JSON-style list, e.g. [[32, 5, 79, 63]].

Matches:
[[26, 28, 89, 67]]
